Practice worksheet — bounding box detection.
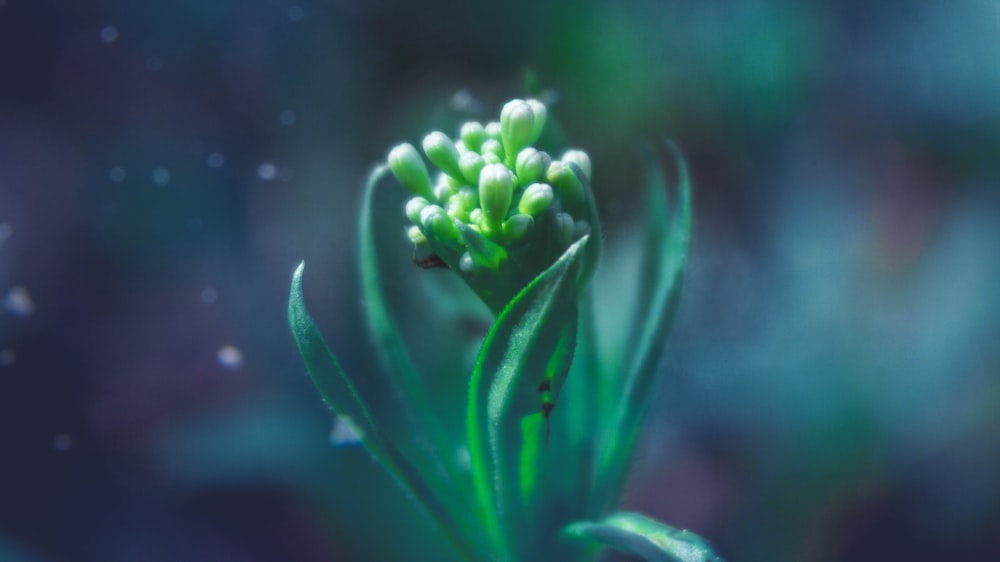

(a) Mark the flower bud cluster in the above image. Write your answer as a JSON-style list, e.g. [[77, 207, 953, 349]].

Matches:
[[387, 98, 593, 275]]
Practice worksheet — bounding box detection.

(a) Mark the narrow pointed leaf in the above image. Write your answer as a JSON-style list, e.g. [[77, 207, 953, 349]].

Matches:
[[467, 236, 589, 559], [592, 142, 693, 514], [288, 263, 478, 561], [564, 512, 724, 562]]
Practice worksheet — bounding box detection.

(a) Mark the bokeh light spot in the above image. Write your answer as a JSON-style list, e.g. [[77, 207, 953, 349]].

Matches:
[[216, 345, 243, 371], [3, 287, 35, 317], [99, 26, 118, 43]]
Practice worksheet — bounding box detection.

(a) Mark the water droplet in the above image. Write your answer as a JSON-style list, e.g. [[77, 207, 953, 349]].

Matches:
[[287, 6, 304, 22], [151, 167, 170, 185], [257, 162, 277, 181], [279, 109, 296, 126], [329, 416, 363, 446], [0, 348, 15, 366], [200, 287, 217, 304], [145, 56, 162, 72], [3, 287, 35, 317], [100, 26, 118, 43], [53, 434, 73, 452], [109, 167, 126, 182], [216, 345, 243, 371], [206, 152, 225, 168]]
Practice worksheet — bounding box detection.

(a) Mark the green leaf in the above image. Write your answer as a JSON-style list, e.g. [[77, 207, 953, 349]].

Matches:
[[360, 166, 489, 555], [467, 236, 589, 560], [288, 263, 478, 561], [591, 141, 693, 515], [564, 512, 724, 562]]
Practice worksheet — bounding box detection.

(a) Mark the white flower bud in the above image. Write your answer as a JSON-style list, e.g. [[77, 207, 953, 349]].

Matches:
[[526, 99, 547, 144], [478, 163, 513, 232], [459, 152, 486, 185], [388, 143, 433, 199], [420, 205, 459, 241], [422, 131, 463, 180], [517, 183, 554, 216], [560, 149, 591, 181], [485, 121, 502, 141], [502, 214, 533, 241], [500, 99, 535, 164], [515, 148, 550, 185], [460, 122, 487, 152], [546, 160, 585, 214], [481, 138, 504, 163], [405, 196, 430, 224], [555, 212, 575, 248], [407, 225, 427, 245]]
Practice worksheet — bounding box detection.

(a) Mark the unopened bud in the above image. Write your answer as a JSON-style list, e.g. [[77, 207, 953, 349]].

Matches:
[[555, 212, 575, 248], [481, 138, 504, 163], [422, 131, 463, 180], [500, 99, 535, 164], [485, 121, 502, 141], [502, 214, 533, 241], [459, 152, 486, 185], [388, 143, 433, 199], [406, 197, 430, 224], [460, 122, 487, 152], [561, 149, 591, 181], [526, 99, 547, 143], [546, 160, 585, 214], [478, 163, 513, 231], [518, 183, 554, 216], [407, 225, 427, 245], [515, 148, 551, 185], [420, 205, 459, 241]]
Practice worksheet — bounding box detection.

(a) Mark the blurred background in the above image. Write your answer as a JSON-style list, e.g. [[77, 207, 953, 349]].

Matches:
[[1, 0, 999, 560]]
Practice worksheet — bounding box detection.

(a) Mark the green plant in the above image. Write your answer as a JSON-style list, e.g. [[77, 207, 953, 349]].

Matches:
[[288, 97, 723, 562]]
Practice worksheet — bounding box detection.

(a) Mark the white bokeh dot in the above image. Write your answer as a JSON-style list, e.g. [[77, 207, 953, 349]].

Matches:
[[100, 26, 118, 43], [257, 162, 277, 181], [217, 345, 243, 371], [151, 168, 170, 185]]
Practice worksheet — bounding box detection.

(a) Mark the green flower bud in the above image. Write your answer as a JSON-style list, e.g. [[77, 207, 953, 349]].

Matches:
[[433, 182, 453, 203], [546, 160, 585, 215], [459, 152, 486, 185], [420, 205, 459, 241], [388, 143, 433, 199], [460, 122, 487, 152], [406, 196, 430, 224], [500, 99, 535, 165], [481, 138, 504, 163], [446, 187, 478, 222], [478, 163, 513, 232], [485, 121, 502, 141], [517, 182, 554, 215], [459, 223, 507, 270], [407, 225, 427, 245], [555, 211, 575, 248], [469, 207, 484, 227], [502, 213, 533, 241], [561, 149, 591, 181], [515, 148, 551, 185], [422, 131, 463, 180], [526, 99, 547, 143], [459, 251, 474, 274]]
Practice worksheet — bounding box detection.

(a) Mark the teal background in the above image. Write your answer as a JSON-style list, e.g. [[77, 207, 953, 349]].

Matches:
[[1, 0, 998, 560]]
